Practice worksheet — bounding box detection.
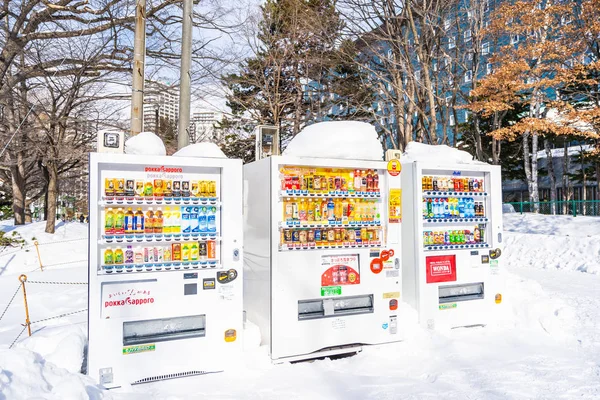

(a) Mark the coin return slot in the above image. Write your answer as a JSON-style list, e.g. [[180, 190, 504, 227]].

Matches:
[[298, 295, 374, 320], [123, 315, 206, 346], [438, 282, 484, 303]]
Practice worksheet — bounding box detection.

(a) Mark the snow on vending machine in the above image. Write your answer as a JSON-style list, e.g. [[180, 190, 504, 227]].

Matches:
[[401, 161, 503, 330], [87, 153, 243, 388], [244, 156, 404, 363]]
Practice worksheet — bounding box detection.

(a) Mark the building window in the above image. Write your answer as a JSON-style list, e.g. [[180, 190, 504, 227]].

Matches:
[[510, 34, 519, 44], [449, 36, 456, 49], [465, 70, 473, 83], [444, 19, 451, 30], [465, 110, 470, 122], [561, 15, 572, 25], [482, 42, 490, 55], [484, 0, 490, 12], [449, 76, 454, 86], [449, 114, 456, 126], [464, 30, 472, 42], [446, 96, 452, 106], [467, 10, 473, 20], [444, 57, 451, 67], [467, 52, 473, 61], [415, 70, 421, 81], [486, 63, 493, 75]]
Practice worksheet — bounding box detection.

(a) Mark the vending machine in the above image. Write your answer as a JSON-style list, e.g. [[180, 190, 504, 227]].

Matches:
[[87, 153, 243, 388], [401, 161, 503, 330], [244, 156, 404, 363]]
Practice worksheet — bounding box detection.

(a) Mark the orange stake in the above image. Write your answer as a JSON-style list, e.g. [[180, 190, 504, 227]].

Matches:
[[19, 274, 32, 337], [34, 241, 43, 271]]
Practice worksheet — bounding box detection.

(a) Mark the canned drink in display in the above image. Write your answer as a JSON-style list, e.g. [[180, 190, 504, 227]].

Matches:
[[347, 228, 355, 241], [307, 229, 315, 243], [182, 181, 190, 197], [313, 176, 321, 191], [199, 180, 208, 197], [285, 176, 292, 190], [334, 228, 342, 242], [284, 229, 292, 244], [153, 179, 163, 197], [105, 178, 115, 197], [172, 181, 181, 198], [327, 228, 335, 243], [208, 181, 216, 197], [191, 181, 200, 197], [199, 241, 207, 259], [125, 179, 135, 197], [373, 229, 379, 241], [299, 230, 307, 244], [306, 176, 314, 191], [115, 179, 125, 197], [163, 180, 173, 197], [314, 228, 321, 243], [367, 230, 374, 241], [361, 227, 368, 241], [207, 240, 216, 259], [355, 228, 362, 244], [292, 230, 300, 244]]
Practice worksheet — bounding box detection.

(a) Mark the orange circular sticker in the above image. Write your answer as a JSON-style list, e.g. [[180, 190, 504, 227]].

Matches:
[[348, 272, 357, 283], [387, 159, 401, 176], [380, 250, 390, 262], [389, 249, 395, 257], [370, 258, 383, 274]]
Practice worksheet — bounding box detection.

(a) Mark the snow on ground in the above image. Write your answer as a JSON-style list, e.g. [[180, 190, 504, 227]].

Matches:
[[0, 214, 599, 399], [124, 132, 166, 156]]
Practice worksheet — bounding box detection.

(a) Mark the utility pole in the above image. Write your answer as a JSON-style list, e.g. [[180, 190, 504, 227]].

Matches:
[[177, 0, 193, 149], [131, 0, 146, 136]]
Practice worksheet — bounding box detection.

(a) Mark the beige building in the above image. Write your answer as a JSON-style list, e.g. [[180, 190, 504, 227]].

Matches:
[[143, 80, 180, 134]]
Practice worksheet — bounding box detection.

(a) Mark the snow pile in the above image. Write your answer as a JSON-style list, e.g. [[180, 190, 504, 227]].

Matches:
[[283, 121, 384, 161], [504, 213, 600, 274], [0, 349, 109, 400], [502, 203, 515, 213], [173, 142, 227, 158], [124, 132, 166, 156], [402, 142, 481, 165]]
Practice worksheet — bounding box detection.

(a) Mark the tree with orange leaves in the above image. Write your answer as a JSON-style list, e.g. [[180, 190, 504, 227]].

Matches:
[[465, 0, 597, 212]]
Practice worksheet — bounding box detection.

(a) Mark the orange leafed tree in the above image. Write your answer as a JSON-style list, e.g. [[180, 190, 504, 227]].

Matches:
[[465, 0, 597, 211]]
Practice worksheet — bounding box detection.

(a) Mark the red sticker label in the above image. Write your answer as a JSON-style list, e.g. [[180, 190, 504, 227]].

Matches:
[[425, 255, 457, 283], [380, 250, 390, 262], [370, 258, 383, 274]]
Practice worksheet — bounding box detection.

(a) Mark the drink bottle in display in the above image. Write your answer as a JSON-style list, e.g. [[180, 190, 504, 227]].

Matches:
[[314, 200, 321, 221], [163, 207, 171, 234], [191, 181, 200, 198], [104, 248, 114, 266], [427, 199, 433, 218], [124, 208, 135, 234], [207, 206, 217, 232], [285, 201, 293, 222], [360, 171, 367, 192], [134, 208, 144, 234], [172, 181, 181, 198], [144, 181, 153, 197], [115, 179, 125, 197], [153, 179, 164, 198], [105, 178, 115, 197], [105, 208, 115, 234], [154, 209, 164, 234], [354, 170, 362, 192], [209, 180, 216, 198], [134, 246, 143, 264], [327, 199, 335, 221], [207, 240, 216, 259], [171, 207, 181, 233], [373, 171, 379, 191], [164, 180, 173, 198], [366, 170, 373, 191], [172, 243, 182, 261], [114, 247, 124, 265], [164, 245, 172, 262], [125, 246, 134, 264], [114, 208, 125, 234], [199, 242, 207, 260], [199, 206, 208, 232], [190, 242, 199, 261], [125, 180, 135, 197], [181, 207, 190, 234], [181, 243, 190, 262], [145, 208, 154, 235], [182, 181, 190, 198], [299, 200, 307, 222], [190, 207, 200, 233]]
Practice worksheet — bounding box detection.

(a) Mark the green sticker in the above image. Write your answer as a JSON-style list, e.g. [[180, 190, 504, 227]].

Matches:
[[490, 260, 499, 266], [321, 286, 342, 296], [439, 303, 457, 310], [123, 344, 156, 355]]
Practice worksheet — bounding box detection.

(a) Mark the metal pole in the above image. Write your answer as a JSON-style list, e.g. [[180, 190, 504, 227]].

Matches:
[[130, 0, 146, 136], [19, 275, 31, 337], [155, 106, 159, 136], [33, 241, 43, 271], [177, 0, 193, 149]]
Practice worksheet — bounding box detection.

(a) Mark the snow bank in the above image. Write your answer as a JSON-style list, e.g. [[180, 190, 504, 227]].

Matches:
[[502, 203, 515, 213], [124, 132, 166, 156], [243, 319, 261, 351], [173, 142, 227, 158], [0, 349, 108, 400], [283, 121, 384, 161], [16, 325, 86, 374], [402, 142, 482, 165]]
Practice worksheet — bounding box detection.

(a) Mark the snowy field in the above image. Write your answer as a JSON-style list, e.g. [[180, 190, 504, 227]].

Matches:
[[1, 214, 599, 399]]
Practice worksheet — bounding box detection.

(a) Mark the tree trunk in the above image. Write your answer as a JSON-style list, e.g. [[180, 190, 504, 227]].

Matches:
[[11, 164, 26, 225], [581, 147, 587, 216], [562, 140, 570, 214], [45, 162, 59, 234], [531, 132, 540, 212], [474, 114, 484, 161], [544, 139, 557, 214]]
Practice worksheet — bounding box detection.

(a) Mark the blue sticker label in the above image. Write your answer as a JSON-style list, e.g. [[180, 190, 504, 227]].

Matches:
[[382, 323, 389, 330]]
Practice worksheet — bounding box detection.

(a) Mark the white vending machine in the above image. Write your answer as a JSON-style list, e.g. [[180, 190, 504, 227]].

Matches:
[[244, 156, 404, 363], [401, 161, 503, 330], [87, 153, 243, 388]]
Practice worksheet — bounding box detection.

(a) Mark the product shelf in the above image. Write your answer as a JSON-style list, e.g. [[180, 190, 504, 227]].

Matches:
[[100, 197, 220, 206], [279, 190, 381, 199], [101, 233, 220, 244], [423, 243, 490, 251], [422, 191, 487, 198], [423, 217, 488, 224], [279, 221, 382, 229], [279, 241, 382, 251], [100, 261, 221, 274]]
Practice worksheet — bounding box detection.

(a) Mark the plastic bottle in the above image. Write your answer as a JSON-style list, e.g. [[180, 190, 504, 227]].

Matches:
[[207, 206, 217, 232], [171, 207, 181, 233], [104, 248, 114, 265], [125, 245, 134, 264], [373, 171, 379, 191], [354, 170, 362, 192], [190, 207, 200, 233], [163, 207, 171, 234], [145, 208, 154, 235], [314, 200, 321, 222], [427, 198, 433, 218], [154, 208, 164, 234], [458, 198, 465, 218], [182, 242, 190, 262], [124, 208, 135, 235], [190, 242, 199, 261], [105, 208, 115, 235], [443, 198, 450, 218], [181, 207, 191, 234], [134, 208, 144, 234], [327, 198, 335, 221], [366, 170, 373, 192], [134, 246, 143, 264], [199, 206, 208, 232], [307, 199, 315, 222], [114, 247, 124, 265], [114, 208, 125, 234], [360, 171, 367, 192], [299, 199, 307, 223]]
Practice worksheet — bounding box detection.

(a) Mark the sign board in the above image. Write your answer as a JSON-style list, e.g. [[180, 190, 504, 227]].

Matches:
[[425, 255, 457, 283]]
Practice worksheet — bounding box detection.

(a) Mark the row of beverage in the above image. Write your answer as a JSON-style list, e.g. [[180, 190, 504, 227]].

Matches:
[[423, 198, 486, 219], [280, 167, 380, 193], [423, 226, 486, 246], [284, 198, 380, 224], [104, 178, 217, 199], [103, 241, 218, 269], [281, 227, 380, 246], [104, 206, 217, 236], [422, 175, 485, 192]]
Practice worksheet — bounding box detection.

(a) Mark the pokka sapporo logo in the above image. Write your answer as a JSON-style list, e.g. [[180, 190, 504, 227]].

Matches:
[[104, 288, 155, 308], [144, 166, 183, 173]]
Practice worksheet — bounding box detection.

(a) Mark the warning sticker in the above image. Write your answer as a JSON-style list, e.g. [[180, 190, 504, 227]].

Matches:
[[387, 159, 402, 176]]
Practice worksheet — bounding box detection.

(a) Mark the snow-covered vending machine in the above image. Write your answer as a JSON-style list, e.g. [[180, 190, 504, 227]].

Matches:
[[401, 161, 503, 329], [87, 153, 243, 388], [244, 156, 404, 362]]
